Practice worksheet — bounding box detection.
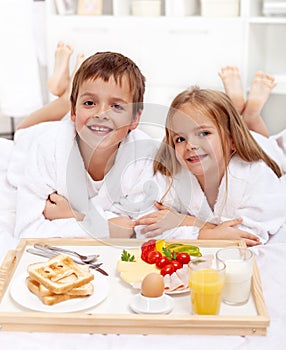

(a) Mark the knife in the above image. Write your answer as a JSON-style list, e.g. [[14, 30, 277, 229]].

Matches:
[[26, 248, 109, 276]]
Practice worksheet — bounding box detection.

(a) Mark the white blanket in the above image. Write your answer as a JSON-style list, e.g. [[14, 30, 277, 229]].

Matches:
[[254, 130, 286, 174]]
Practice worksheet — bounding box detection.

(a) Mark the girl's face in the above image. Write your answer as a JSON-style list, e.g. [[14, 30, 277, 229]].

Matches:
[[171, 104, 232, 186], [71, 76, 140, 152]]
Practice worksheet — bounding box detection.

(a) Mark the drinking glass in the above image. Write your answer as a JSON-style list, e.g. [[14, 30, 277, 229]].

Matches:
[[216, 247, 253, 305], [188, 258, 225, 315]]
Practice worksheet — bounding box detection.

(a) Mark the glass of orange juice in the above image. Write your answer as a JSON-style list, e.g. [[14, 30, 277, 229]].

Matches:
[[188, 258, 225, 315]]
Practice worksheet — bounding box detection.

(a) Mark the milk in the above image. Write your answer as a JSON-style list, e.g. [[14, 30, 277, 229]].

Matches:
[[223, 259, 252, 305]]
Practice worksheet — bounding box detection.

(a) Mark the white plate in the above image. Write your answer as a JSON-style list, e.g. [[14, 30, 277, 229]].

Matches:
[[10, 272, 110, 313], [129, 294, 174, 314], [165, 287, 190, 295]]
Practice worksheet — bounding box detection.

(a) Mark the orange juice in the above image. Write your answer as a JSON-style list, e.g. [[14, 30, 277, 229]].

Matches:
[[189, 268, 224, 315]]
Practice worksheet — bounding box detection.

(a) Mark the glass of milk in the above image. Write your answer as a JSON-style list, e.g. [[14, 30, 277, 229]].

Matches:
[[216, 247, 253, 305]]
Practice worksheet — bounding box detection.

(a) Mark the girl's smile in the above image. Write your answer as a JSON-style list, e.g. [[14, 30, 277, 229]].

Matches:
[[186, 153, 207, 163]]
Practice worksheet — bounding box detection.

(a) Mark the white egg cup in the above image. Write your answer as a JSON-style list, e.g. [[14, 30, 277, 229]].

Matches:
[[129, 293, 174, 314]]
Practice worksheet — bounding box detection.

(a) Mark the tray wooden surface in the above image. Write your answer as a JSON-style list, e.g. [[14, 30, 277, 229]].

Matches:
[[0, 238, 269, 336]]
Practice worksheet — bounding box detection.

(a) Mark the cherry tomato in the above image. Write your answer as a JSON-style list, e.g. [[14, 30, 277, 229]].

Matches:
[[155, 256, 169, 269], [176, 252, 191, 265], [141, 239, 156, 262], [160, 264, 175, 276], [147, 250, 162, 264], [141, 239, 156, 252], [170, 260, 182, 271], [141, 250, 149, 263]]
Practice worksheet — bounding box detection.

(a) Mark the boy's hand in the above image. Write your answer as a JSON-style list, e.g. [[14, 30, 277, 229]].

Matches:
[[43, 192, 84, 221], [108, 216, 135, 238], [134, 201, 185, 238], [199, 218, 261, 247]]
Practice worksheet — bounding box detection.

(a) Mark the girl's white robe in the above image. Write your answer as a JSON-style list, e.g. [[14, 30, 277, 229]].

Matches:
[[165, 155, 286, 243]]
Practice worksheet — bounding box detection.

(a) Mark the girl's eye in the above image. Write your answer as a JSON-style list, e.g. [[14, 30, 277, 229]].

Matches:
[[112, 104, 124, 111], [175, 136, 185, 143], [84, 100, 94, 106], [199, 131, 209, 137]]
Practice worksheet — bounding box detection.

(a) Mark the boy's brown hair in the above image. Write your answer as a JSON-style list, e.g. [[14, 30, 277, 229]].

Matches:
[[70, 51, 145, 117]]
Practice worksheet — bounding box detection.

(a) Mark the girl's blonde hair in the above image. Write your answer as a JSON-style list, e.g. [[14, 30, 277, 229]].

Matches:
[[154, 87, 282, 178]]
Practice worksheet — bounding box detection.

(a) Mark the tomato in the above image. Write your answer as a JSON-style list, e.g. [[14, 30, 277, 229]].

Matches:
[[141, 239, 156, 262], [141, 240, 156, 255], [155, 256, 169, 269], [147, 250, 162, 264], [170, 260, 182, 271], [141, 250, 149, 263], [176, 252, 191, 265], [160, 264, 175, 276], [141, 239, 156, 251]]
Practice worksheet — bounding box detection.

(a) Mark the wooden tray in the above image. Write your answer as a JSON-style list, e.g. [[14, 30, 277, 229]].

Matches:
[[0, 238, 269, 335]]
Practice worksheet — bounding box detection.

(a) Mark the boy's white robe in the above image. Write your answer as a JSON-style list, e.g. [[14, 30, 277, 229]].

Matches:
[[7, 120, 158, 239]]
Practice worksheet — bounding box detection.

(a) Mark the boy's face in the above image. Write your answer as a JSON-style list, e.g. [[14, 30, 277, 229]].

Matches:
[[71, 76, 140, 151]]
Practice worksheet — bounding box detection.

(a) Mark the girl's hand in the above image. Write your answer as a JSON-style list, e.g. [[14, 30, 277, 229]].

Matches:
[[108, 216, 135, 238], [134, 201, 185, 238], [43, 192, 84, 221], [199, 218, 261, 247]]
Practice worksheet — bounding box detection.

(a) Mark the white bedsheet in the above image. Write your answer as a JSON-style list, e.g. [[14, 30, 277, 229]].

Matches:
[[0, 242, 285, 350]]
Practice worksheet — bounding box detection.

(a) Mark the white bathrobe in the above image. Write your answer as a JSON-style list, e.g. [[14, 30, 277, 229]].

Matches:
[[7, 120, 158, 239], [158, 154, 286, 243], [133, 130, 286, 241]]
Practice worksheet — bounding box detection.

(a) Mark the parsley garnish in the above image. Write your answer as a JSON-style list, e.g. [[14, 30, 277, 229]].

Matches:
[[162, 247, 176, 260], [121, 249, 136, 262]]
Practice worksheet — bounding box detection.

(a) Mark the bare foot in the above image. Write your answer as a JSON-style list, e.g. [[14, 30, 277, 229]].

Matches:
[[47, 41, 73, 97], [243, 71, 276, 122], [218, 66, 245, 114]]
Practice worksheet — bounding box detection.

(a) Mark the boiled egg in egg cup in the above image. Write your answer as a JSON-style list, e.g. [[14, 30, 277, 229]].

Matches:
[[129, 273, 174, 314]]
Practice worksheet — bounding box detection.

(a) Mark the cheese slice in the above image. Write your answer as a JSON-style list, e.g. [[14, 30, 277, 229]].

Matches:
[[117, 249, 159, 283]]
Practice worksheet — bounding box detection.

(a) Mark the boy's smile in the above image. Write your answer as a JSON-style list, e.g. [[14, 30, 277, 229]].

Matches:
[[87, 125, 112, 133]]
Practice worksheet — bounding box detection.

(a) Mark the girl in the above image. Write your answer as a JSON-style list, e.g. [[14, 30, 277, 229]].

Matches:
[[135, 87, 286, 246]]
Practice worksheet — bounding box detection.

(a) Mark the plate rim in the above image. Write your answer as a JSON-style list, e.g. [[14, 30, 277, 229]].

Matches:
[[165, 287, 190, 295]]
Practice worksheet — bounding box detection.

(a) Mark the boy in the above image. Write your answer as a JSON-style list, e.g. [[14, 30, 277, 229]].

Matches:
[[9, 51, 158, 239]]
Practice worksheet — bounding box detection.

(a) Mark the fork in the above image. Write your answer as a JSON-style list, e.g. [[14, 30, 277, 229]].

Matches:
[[34, 244, 99, 263], [26, 248, 108, 276]]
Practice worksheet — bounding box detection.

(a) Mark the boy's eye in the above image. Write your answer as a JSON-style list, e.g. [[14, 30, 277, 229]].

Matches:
[[84, 100, 94, 106]]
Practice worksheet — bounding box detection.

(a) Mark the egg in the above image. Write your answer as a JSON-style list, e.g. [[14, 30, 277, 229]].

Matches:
[[141, 273, 165, 298]]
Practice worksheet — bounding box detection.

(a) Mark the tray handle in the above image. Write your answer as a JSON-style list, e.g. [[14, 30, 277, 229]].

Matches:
[[0, 249, 18, 302]]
